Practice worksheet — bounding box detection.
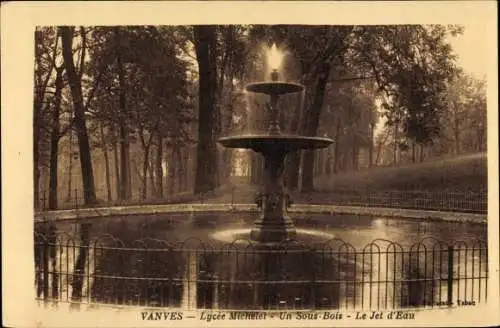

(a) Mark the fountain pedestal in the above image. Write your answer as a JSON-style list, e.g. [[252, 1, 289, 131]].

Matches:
[[250, 149, 296, 243]]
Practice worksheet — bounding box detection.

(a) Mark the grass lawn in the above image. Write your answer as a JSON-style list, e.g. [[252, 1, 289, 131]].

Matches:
[[314, 152, 487, 194]]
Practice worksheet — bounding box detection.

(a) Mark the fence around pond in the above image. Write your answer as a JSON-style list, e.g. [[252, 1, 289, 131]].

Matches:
[[35, 229, 488, 310], [36, 187, 487, 214]]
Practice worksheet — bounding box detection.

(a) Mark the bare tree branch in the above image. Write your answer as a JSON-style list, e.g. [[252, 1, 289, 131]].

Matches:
[[37, 28, 60, 103], [83, 68, 105, 112]]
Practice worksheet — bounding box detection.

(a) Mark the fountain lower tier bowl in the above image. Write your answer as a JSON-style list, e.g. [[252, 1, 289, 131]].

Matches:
[[218, 134, 334, 153]]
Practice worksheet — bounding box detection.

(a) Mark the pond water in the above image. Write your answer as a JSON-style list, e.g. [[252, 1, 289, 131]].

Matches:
[[34, 212, 488, 310], [40, 211, 486, 246]]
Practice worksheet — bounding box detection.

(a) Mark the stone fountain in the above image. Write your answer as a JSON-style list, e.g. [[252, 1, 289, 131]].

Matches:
[[218, 45, 333, 243]]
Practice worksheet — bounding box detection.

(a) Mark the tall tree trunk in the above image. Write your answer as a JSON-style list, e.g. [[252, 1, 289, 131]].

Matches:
[[286, 65, 313, 190], [139, 130, 152, 201], [285, 96, 305, 189], [66, 131, 73, 201], [257, 156, 264, 183], [368, 135, 373, 168], [176, 147, 183, 193], [313, 151, 319, 177], [175, 146, 183, 194], [250, 153, 257, 184], [48, 67, 64, 210], [250, 154, 257, 184], [115, 29, 131, 201], [34, 29, 57, 209], [224, 61, 235, 183], [142, 149, 149, 200], [351, 137, 358, 170], [34, 106, 41, 209], [419, 144, 425, 162], [477, 129, 484, 152], [182, 148, 190, 192], [374, 130, 389, 166], [301, 62, 331, 192], [112, 136, 120, 201], [156, 133, 164, 198], [148, 159, 156, 197], [216, 26, 236, 186], [323, 149, 328, 175], [454, 119, 461, 155], [193, 26, 219, 194], [411, 141, 416, 163], [318, 151, 323, 176], [164, 143, 170, 196], [319, 151, 324, 176], [251, 154, 264, 185], [393, 122, 398, 166], [375, 141, 382, 166], [99, 122, 112, 201], [60, 26, 96, 205], [325, 148, 332, 176], [367, 118, 375, 168], [184, 147, 190, 192], [333, 121, 342, 174], [168, 148, 176, 196], [223, 149, 232, 180], [286, 153, 300, 190]]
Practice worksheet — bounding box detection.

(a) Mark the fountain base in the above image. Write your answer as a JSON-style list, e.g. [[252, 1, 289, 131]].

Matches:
[[212, 227, 335, 246], [250, 214, 297, 243]]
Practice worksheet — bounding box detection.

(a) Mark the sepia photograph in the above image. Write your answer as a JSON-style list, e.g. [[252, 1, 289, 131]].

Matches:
[[2, 1, 498, 327]]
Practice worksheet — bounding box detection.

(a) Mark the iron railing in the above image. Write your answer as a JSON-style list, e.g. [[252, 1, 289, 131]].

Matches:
[[35, 227, 488, 310], [295, 190, 487, 214], [36, 187, 487, 214]]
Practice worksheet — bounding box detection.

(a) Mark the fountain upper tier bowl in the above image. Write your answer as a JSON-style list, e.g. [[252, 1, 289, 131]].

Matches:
[[246, 82, 304, 96], [218, 134, 333, 153]]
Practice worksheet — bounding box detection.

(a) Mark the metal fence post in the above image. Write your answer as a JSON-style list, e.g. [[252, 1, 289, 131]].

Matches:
[[309, 249, 316, 308], [43, 236, 49, 300], [447, 245, 454, 305]]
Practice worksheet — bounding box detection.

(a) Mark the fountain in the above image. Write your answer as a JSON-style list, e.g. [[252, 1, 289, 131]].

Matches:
[[218, 44, 334, 243], [33, 43, 488, 313]]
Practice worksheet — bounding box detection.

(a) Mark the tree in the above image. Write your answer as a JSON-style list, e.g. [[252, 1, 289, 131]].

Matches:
[[273, 25, 459, 188], [36, 30, 77, 210], [60, 26, 97, 205], [34, 25, 465, 208], [214, 26, 248, 184], [34, 27, 59, 208], [314, 78, 377, 173], [441, 72, 487, 155], [87, 26, 192, 200], [355, 25, 459, 162], [467, 78, 487, 152], [193, 26, 219, 194], [47, 65, 65, 209]]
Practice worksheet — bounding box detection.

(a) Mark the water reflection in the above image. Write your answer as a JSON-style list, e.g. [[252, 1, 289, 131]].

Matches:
[[34, 212, 487, 310]]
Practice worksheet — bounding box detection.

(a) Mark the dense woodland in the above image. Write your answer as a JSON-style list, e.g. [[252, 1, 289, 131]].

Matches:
[[34, 25, 487, 209]]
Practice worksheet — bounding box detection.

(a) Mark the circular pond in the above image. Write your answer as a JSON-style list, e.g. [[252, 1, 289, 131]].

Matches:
[[34, 212, 487, 310]]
